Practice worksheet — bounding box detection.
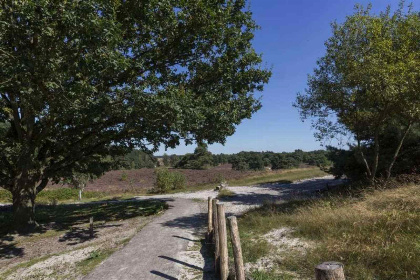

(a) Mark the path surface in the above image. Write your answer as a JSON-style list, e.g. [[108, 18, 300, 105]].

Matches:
[[85, 176, 342, 280]]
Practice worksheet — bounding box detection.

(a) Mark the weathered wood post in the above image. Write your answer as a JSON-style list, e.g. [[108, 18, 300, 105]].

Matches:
[[207, 197, 213, 242], [89, 216, 94, 238], [212, 199, 220, 273], [217, 203, 229, 280], [227, 216, 245, 280], [315, 262, 345, 280]]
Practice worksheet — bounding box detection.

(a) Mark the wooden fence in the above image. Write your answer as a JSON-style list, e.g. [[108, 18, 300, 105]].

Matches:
[[206, 197, 346, 280]]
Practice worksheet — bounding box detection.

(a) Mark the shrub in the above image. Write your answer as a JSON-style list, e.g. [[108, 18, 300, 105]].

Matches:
[[153, 168, 186, 193], [120, 171, 128, 181], [171, 171, 186, 190]]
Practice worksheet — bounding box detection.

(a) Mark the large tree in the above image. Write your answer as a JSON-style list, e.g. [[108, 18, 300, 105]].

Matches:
[[295, 2, 419, 182], [0, 0, 271, 227]]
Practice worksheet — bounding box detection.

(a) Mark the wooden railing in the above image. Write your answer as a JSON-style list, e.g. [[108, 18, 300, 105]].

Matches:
[[206, 197, 345, 280]]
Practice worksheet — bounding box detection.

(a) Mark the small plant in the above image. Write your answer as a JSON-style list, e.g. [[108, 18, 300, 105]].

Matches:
[[153, 168, 186, 193], [120, 171, 128, 181], [216, 174, 226, 184], [87, 251, 100, 260]]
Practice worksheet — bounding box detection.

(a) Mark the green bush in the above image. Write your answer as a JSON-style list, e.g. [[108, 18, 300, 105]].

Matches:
[[171, 171, 186, 190], [120, 171, 128, 181], [154, 168, 186, 193]]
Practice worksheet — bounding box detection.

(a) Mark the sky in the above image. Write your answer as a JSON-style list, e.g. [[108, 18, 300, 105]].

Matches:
[[156, 0, 408, 156]]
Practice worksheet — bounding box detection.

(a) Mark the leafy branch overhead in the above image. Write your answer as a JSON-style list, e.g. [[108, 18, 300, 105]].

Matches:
[[0, 0, 271, 226]]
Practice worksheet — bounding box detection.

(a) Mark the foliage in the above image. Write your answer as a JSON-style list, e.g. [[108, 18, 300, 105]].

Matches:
[[227, 150, 330, 171], [115, 150, 157, 170], [295, 2, 420, 182], [327, 124, 420, 180], [153, 168, 186, 193], [175, 143, 214, 169], [0, 0, 270, 225], [162, 154, 170, 167]]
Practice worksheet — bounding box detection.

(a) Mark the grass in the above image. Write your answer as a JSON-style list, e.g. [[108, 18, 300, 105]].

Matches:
[[235, 183, 420, 280], [0, 200, 166, 279], [75, 249, 116, 276], [177, 167, 327, 194], [229, 167, 326, 186], [251, 270, 295, 280], [0, 254, 52, 280], [0, 187, 109, 204], [0, 167, 327, 203], [0, 199, 167, 234], [217, 189, 236, 199]]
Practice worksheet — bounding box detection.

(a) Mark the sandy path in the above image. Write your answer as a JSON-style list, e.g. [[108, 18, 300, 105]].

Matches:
[[85, 176, 341, 280]]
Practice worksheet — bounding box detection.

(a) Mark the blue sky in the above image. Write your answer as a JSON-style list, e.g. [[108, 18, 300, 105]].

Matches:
[[157, 0, 407, 156]]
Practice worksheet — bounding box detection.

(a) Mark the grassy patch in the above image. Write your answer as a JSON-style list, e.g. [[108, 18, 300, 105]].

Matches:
[[0, 199, 167, 234], [0, 255, 52, 280], [229, 168, 327, 186], [76, 249, 116, 276], [236, 184, 420, 280], [251, 270, 295, 280], [173, 167, 327, 194], [217, 189, 236, 199], [0, 187, 109, 204]]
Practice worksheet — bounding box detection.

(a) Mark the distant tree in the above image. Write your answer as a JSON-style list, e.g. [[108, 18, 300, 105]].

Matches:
[[169, 154, 180, 167], [176, 143, 214, 169], [295, 2, 419, 182], [0, 0, 271, 227], [115, 150, 156, 169], [162, 154, 170, 167], [247, 154, 265, 170]]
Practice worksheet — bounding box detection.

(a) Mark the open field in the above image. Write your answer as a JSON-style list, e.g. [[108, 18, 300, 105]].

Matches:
[[0, 166, 326, 204], [0, 200, 167, 280], [234, 183, 420, 280]]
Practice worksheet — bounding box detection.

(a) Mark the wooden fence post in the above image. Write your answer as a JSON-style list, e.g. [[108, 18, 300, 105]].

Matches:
[[227, 216, 245, 280], [212, 199, 220, 273], [217, 203, 228, 280], [207, 197, 213, 242], [89, 216, 94, 238], [315, 262, 345, 280]]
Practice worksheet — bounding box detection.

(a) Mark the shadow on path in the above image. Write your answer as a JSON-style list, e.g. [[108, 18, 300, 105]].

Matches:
[[150, 270, 177, 280]]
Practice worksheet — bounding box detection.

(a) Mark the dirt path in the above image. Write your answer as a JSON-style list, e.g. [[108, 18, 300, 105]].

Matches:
[[85, 176, 341, 280]]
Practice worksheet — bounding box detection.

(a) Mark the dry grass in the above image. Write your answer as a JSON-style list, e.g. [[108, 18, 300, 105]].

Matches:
[[217, 189, 236, 199], [237, 183, 420, 280]]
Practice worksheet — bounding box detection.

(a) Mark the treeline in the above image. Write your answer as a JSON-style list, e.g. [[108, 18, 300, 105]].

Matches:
[[160, 144, 330, 171], [110, 150, 157, 170], [228, 150, 330, 171]]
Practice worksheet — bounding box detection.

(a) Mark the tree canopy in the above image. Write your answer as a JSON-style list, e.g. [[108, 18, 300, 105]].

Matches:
[[0, 0, 271, 227], [295, 2, 419, 182]]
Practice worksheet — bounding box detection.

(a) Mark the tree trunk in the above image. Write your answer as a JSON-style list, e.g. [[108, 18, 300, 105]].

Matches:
[[386, 123, 412, 180], [357, 139, 372, 178], [370, 130, 380, 183], [79, 189, 82, 200], [12, 187, 37, 229]]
